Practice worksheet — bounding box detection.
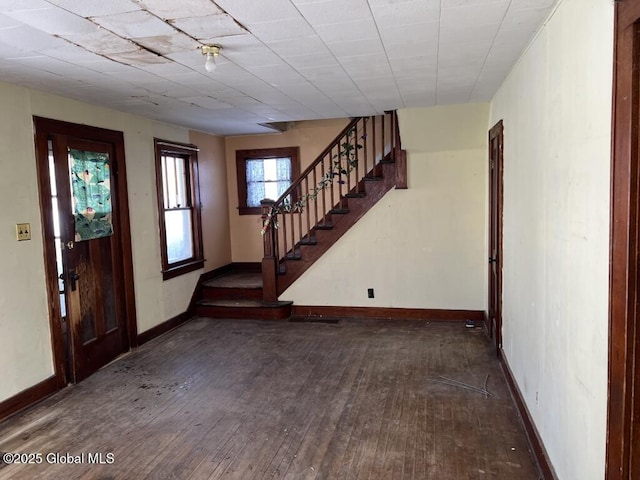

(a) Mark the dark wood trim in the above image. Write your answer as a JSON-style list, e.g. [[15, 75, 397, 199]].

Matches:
[[395, 149, 408, 189], [0, 376, 58, 422], [499, 350, 557, 480], [162, 259, 205, 281], [33, 117, 138, 382], [230, 262, 262, 271], [488, 120, 504, 354], [235, 146, 301, 215], [291, 305, 484, 322], [154, 138, 205, 281], [33, 127, 68, 389], [114, 135, 138, 348], [607, 2, 640, 478], [137, 311, 192, 345]]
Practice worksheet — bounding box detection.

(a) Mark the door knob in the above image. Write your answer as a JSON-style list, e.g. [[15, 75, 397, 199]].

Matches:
[[66, 241, 74, 250]]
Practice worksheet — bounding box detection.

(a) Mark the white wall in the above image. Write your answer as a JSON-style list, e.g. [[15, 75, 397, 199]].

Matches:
[[282, 104, 488, 310], [489, 0, 613, 478], [0, 83, 228, 403]]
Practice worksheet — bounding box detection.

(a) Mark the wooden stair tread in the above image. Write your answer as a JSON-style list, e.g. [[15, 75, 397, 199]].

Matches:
[[203, 271, 262, 289], [197, 299, 292, 308]]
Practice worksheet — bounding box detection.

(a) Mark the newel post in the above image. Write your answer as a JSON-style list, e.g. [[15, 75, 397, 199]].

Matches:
[[261, 199, 278, 303]]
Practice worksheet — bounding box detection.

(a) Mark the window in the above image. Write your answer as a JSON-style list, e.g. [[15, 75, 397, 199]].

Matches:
[[154, 139, 204, 280], [236, 147, 300, 215]]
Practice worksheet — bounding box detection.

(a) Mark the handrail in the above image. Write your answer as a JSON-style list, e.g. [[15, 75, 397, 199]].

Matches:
[[272, 117, 360, 204], [261, 111, 400, 302]]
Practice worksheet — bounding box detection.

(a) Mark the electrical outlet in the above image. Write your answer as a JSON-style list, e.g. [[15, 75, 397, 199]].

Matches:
[[16, 223, 31, 241], [367, 288, 374, 298]]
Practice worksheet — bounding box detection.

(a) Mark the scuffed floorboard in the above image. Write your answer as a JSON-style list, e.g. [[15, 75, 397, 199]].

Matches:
[[0, 318, 541, 479]]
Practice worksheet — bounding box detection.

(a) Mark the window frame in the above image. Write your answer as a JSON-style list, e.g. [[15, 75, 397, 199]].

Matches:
[[154, 139, 204, 280], [235, 147, 300, 215]]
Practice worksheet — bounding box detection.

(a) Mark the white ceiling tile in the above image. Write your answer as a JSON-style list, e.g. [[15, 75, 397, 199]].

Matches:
[[314, 18, 379, 42], [247, 18, 315, 42], [182, 96, 233, 109], [389, 55, 437, 72], [102, 67, 163, 83], [224, 49, 282, 68], [46, 0, 140, 17], [166, 50, 208, 68], [91, 10, 174, 38], [137, 62, 195, 75], [379, 22, 439, 50], [401, 91, 436, 107], [371, 1, 440, 27], [221, 95, 261, 106], [436, 88, 470, 105], [108, 49, 169, 65], [294, 0, 371, 26], [501, 6, 550, 31], [215, 0, 300, 24], [439, 24, 497, 45], [442, 0, 507, 9], [385, 41, 438, 61], [0, 24, 68, 51], [170, 14, 247, 40], [0, 0, 556, 134], [0, 42, 32, 58], [246, 65, 306, 85], [327, 38, 385, 58], [440, 2, 509, 28], [40, 45, 106, 63], [4, 7, 98, 35], [284, 52, 338, 69], [135, 33, 201, 55], [62, 28, 139, 55], [0, 0, 51, 11], [509, 0, 557, 10], [266, 35, 328, 57], [0, 13, 19, 27], [201, 34, 262, 53], [133, 0, 222, 20]]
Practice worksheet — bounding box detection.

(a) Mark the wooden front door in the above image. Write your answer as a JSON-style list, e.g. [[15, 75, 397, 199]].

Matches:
[[488, 120, 504, 354], [35, 118, 137, 385]]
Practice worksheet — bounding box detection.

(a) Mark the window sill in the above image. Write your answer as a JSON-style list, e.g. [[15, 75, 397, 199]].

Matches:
[[238, 206, 262, 215], [162, 258, 204, 280]]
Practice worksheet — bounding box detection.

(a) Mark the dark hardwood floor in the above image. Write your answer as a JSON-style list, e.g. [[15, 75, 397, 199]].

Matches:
[[0, 318, 541, 479]]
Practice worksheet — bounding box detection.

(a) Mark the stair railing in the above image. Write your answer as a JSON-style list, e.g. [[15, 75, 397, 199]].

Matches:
[[261, 111, 400, 301]]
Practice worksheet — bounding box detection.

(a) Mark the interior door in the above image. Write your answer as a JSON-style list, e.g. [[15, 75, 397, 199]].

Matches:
[[488, 120, 504, 354], [50, 134, 129, 382]]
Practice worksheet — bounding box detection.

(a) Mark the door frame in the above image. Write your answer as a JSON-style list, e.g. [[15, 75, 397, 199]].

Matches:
[[608, 1, 640, 477], [33, 116, 138, 388], [488, 120, 504, 353]]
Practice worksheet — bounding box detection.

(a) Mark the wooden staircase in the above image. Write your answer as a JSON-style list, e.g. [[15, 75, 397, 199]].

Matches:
[[194, 266, 293, 320], [261, 112, 407, 302], [193, 111, 406, 320]]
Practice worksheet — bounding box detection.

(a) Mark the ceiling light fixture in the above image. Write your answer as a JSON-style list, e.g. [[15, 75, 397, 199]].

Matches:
[[201, 45, 221, 73]]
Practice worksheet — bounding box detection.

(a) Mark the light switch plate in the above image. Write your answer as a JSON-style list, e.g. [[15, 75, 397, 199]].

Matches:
[[16, 223, 31, 241]]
